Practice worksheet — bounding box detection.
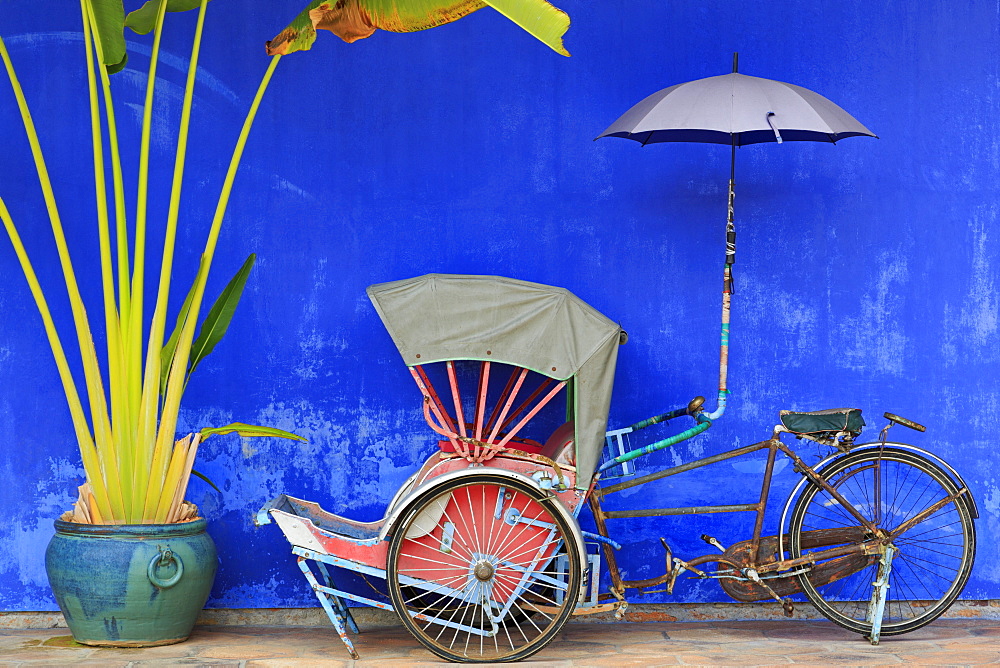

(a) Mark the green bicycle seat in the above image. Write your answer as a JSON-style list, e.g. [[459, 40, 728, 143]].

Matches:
[[779, 408, 865, 437]]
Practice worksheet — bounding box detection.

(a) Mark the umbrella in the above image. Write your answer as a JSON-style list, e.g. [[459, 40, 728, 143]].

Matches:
[[596, 54, 875, 420]]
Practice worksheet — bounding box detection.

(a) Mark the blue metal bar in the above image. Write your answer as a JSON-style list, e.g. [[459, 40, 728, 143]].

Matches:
[[293, 546, 388, 580], [866, 545, 896, 646], [296, 557, 359, 659], [581, 530, 622, 551], [316, 561, 359, 634], [706, 389, 728, 420], [311, 581, 398, 612]]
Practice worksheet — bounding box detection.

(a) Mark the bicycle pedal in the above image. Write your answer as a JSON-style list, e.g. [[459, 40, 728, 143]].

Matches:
[[782, 598, 794, 617], [659, 537, 673, 560], [700, 534, 727, 553]]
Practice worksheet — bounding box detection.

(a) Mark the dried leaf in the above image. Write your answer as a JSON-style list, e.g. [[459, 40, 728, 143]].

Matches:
[[166, 433, 201, 523], [88, 490, 104, 524], [266, 0, 569, 56], [74, 483, 93, 524]]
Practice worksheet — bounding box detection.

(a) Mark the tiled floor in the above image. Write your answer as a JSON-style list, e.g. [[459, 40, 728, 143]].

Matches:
[[2, 619, 999, 666]]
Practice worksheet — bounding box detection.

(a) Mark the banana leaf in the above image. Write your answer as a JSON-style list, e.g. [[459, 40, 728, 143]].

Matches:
[[266, 0, 569, 56], [125, 0, 214, 35], [88, 0, 128, 72]]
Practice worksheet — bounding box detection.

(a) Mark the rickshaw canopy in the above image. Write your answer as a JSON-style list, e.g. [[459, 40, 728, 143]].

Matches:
[[367, 274, 624, 487]]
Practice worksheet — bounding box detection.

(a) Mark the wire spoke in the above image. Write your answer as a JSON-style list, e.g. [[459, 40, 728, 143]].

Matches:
[[791, 449, 974, 634], [390, 478, 579, 660]]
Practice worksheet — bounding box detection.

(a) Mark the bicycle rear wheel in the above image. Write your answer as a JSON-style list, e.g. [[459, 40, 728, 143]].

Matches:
[[789, 447, 975, 636], [387, 474, 581, 662]]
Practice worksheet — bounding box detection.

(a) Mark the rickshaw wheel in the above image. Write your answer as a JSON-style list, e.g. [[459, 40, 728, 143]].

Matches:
[[789, 447, 976, 637], [387, 474, 582, 663]]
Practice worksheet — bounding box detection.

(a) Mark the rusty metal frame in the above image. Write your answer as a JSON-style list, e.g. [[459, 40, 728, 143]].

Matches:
[[588, 432, 895, 596]]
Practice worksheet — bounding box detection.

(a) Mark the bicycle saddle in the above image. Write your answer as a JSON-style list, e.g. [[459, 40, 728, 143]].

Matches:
[[779, 407, 865, 437]]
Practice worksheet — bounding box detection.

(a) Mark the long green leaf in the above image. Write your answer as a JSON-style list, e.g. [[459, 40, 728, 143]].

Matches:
[[188, 253, 255, 376], [83, 0, 135, 519], [191, 468, 221, 493], [128, 0, 169, 453], [150, 52, 281, 522], [88, 0, 128, 72], [125, 0, 214, 35], [1, 29, 121, 520], [265, 0, 569, 56], [0, 196, 112, 520], [141, 0, 212, 522], [201, 423, 307, 441]]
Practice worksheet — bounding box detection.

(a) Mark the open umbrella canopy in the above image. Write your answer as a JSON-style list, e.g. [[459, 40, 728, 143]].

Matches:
[[595, 62, 876, 426], [597, 72, 876, 146]]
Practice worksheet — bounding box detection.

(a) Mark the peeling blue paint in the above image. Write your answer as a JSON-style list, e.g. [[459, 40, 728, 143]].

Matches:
[[2, 0, 1000, 612]]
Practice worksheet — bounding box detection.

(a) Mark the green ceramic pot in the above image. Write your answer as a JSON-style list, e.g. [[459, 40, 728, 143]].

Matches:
[[45, 518, 217, 647]]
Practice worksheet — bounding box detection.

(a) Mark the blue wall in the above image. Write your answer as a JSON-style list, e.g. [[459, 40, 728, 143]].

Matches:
[[2, 0, 999, 610]]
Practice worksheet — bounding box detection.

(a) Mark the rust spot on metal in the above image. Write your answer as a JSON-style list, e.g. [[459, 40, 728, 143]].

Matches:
[[717, 530, 875, 603]]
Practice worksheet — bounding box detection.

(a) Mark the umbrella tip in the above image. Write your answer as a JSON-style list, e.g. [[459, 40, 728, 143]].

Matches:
[[732, 52, 739, 73]]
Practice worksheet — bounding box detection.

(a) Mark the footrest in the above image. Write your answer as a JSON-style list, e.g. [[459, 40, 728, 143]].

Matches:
[[779, 408, 865, 437]]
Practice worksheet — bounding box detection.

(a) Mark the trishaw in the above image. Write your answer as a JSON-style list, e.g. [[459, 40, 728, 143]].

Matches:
[[257, 273, 977, 663]]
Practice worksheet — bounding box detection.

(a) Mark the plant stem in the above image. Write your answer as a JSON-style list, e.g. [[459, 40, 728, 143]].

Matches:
[[0, 31, 117, 521], [153, 53, 282, 522], [82, 0, 131, 521], [140, 0, 212, 520], [0, 197, 112, 521], [130, 0, 170, 522]]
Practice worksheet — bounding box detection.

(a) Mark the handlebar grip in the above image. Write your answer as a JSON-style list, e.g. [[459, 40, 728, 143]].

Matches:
[[629, 409, 683, 431], [629, 397, 706, 431], [884, 412, 926, 432]]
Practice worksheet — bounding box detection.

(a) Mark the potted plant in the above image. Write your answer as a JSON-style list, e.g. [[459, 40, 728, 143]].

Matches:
[[0, 0, 569, 648], [0, 0, 306, 646]]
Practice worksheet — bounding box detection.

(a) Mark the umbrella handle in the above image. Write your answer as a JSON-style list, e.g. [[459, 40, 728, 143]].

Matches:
[[766, 111, 783, 144]]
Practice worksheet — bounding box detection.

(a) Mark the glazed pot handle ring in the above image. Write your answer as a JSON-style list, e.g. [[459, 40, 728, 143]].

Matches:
[[147, 549, 184, 589]]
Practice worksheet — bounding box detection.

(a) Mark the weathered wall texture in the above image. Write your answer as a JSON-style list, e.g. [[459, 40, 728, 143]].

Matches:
[[1, 0, 998, 610]]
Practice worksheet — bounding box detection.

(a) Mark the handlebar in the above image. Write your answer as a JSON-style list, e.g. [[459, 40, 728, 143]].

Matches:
[[626, 396, 707, 432], [884, 412, 926, 432], [599, 412, 713, 474], [600, 395, 717, 475]]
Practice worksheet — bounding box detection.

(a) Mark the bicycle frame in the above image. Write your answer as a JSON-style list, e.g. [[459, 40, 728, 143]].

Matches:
[[588, 427, 971, 601]]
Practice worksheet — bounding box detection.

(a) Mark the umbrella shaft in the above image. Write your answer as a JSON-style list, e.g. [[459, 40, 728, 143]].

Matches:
[[720, 266, 731, 395], [727, 139, 736, 266]]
